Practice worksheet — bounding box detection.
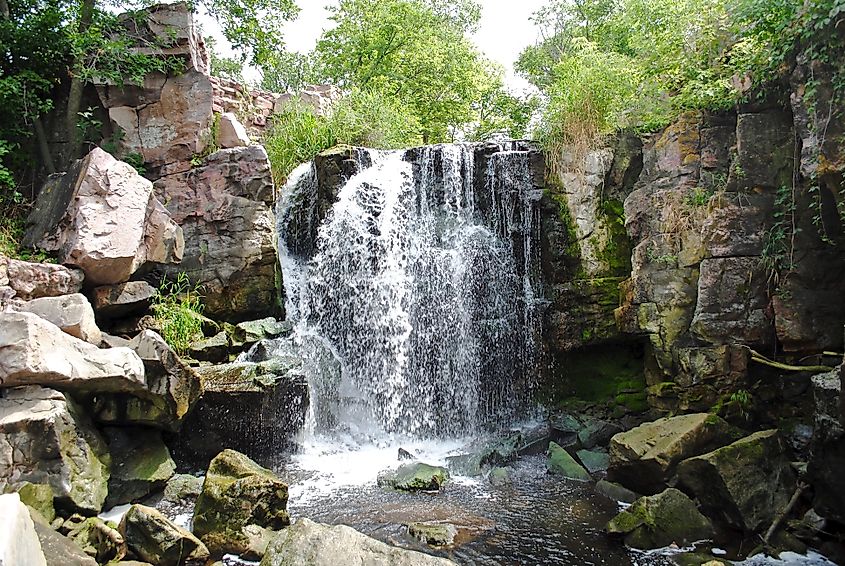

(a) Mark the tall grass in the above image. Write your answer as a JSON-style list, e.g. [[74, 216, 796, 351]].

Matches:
[[152, 272, 205, 355]]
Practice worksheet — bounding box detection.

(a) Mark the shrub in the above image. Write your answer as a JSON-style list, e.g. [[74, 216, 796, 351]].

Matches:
[[152, 272, 205, 355]]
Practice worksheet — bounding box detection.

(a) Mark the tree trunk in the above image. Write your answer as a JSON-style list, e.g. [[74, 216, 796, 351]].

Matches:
[[65, 0, 96, 164], [0, 0, 9, 19], [33, 117, 56, 175]]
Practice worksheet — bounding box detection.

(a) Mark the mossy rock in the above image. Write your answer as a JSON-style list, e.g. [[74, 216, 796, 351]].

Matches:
[[105, 427, 176, 508], [546, 441, 591, 481], [192, 449, 290, 556], [17, 482, 55, 523], [606, 488, 714, 549], [120, 504, 209, 566], [377, 462, 450, 491]]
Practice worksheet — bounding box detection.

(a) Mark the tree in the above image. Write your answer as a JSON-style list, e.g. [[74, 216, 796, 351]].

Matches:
[[260, 50, 322, 93]]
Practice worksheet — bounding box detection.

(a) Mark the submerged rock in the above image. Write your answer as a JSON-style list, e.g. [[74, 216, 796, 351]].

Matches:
[[606, 488, 714, 549], [0, 492, 47, 566], [377, 462, 450, 492], [120, 504, 209, 566], [608, 413, 736, 494], [677, 429, 796, 533], [192, 449, 290, 556], [408, 522, 458, 547], [547, 441, 591, 481], [260, 518, 458, 566]]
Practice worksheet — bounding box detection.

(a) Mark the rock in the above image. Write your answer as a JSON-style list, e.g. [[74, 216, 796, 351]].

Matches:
[[232, 318, 292, 346], [577, 419, 622, 449], [549, 413, 583, 448], [546, 441, 591, 481], [608, 413, 736, 494], [0, 493, 47, 566], [5, 258, 84, 300], [0, 312, 145, 392], [104, 427, 176, 508], [377, 462, 450, 492], [23, 148, 183, 285], [606, 488, 714, 549], [155, 145, 279, 321], [0, 388, 110, 513], [120, 504, 209, 566], [408, 522, 458, 547], [576, 449, 610, 474], [85, 330, 203, 430], [91, 281, 157, 319], [18, 294, 102, 344], [28, 507, 97, 566], [17, 482, 55, 523], [398, 447, 416, 461], [192, 449, 290, 555], [488, 467, 511, 486], [188, 331, 229, 363], [241, 524, 275, 560], [219, 112, 250, 148], [808, 368, 845, 524], [677, 429, 797, 533], [595, 479, 639, 504], [260, 518, 458, 566], [65, 517, 124, 563], [162, 474, 203, 503], [173, 358, 306, 465], [444, 432, 522, 476]]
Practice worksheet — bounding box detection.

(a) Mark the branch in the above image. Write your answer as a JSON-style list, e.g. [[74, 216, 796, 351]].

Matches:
[[763, 483, 807, 546], [749, 349, 834, 373]]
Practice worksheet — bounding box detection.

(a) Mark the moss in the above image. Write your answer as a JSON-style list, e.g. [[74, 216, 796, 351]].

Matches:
[[595, 198, 633, 276], [546, 187, 583, 262]]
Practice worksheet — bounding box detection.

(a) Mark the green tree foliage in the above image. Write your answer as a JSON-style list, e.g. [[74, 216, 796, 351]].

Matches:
[[206, 36, 244, 83], [260, 50, 322, 93]]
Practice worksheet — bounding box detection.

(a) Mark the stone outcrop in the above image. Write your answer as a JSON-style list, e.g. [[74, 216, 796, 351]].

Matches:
[[0, 312, 144, 392], [154, 145, 279, 321], [608, 413, 736, 494], [23, 148, 183, 285], [0, 388, 110, 513], [18, 294, 102, 344], [260, 518, 458, 566], [120, 504, 209, 566], [677, 429, 796, 533], [192, 449, 290, 556], [0, 492, 48, 566]]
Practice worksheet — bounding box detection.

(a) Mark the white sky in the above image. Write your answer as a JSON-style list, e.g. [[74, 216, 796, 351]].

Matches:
[[202, 0, 547, 92]]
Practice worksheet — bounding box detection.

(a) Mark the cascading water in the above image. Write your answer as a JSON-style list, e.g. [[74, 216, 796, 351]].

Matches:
[[277, 143, 543, 440]]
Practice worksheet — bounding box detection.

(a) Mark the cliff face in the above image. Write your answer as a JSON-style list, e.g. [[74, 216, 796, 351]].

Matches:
[[543, 47, 845, 417]]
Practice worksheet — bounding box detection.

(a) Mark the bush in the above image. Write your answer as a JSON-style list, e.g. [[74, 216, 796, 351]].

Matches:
[[152, 272, 205, 355]]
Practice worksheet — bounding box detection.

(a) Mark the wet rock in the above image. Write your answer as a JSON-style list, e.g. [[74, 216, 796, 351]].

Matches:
[[17, 482, 55, 523], [546, 441, 591, 481], [516, 423, 551, 455], [606, 488, 714, 549], [91, 281, 157, 319], [608, 413, 736, 494], [174, 358, 306, 465], [549, 413, 583, 448], [85, 330, 202, 430], [808, 367, 845, 524], [678, 430, 796, 533], [0, 311, 145, 392], [192, 449, 290, 556], [18, 293, 102, 344], [576, 449, 610, 474], [408, 522, 458, 547], [162, 474, 203, 504], [488, 467, 512, 486], [232, 317, 292, 347], [398, 448, 416, 461], [4, 257, 84, 301], [28, 507, 97, 566], [104, 427, 176, 508], [219, 112, 250, 148], [188, 331, 229, 363], [23, 148, 183, 285], [445, 432, 521, 476], [241, 524, 275, 560], [0, 388, 110, 514], [577, 418, 622, 449], [65, 517, 124, 563], [0, 492, 47, 566], [260, 518, 458, 566], [120, 504, 209, 566], [595, 479, 639, 504], [378, 462, 450, 492]]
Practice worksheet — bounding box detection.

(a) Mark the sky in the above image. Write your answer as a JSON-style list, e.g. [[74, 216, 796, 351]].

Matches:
[[203, 0, 547, 92]]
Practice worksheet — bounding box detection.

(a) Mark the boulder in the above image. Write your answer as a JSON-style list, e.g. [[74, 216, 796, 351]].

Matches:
[[23, 148, 183, 286], [17, 482, 56, 522], [85, 330, 202, 430], [65, 517, 124, 563], [120, 504, 209, 566], [0, 311, 145, 392], [408, 522, 458, 547], [5, 258, 84, 300], [28, 508, 97, 566], [104, 427, 176, 508], [0, 492, 47, 566], [0, 387, 111, 514], [546, 441, 591, 481], [608, 413, 736, 494], [377, 462, 450, 492], [595, 479, 639, 504], [219, 112, 250, 148], [192, 449, 290, 555], [678, 429, 797, 533], [232, 317, 292, 347], [91, 281, 157, 319], [444, 432, 522, 476], [260, 518, 458, 566], [173, 358, 306, 465], [162, 474, 203, 504], [808, 368, 845, 523], [154, 145, 279, 320], [188, 331, 229, 362], [606, 488, 714, 549], [576, 449, 610, 474], [18, 294, 102, 344]]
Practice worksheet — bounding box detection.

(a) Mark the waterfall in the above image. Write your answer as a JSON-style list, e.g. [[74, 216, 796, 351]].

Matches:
[[277, 143, 542, 439]]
